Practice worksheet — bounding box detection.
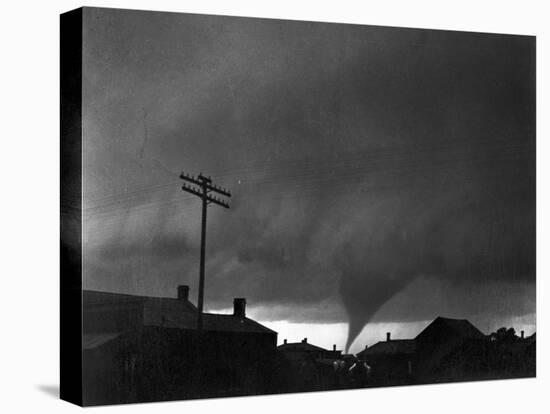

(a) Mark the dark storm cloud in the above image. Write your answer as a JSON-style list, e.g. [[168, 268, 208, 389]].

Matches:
[[98, 232, 193, 261], [81, 8, 535, 350]]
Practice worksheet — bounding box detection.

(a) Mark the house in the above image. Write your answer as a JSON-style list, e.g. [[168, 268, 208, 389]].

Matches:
[[275, 339, 343, 392], [82, 285, 277, 405], [357, 332, 416, 383], [413, 316, 486, 381]]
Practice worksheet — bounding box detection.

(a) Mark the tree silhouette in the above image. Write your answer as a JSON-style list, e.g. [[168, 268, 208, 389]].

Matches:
[[490, 327, 518, 344]]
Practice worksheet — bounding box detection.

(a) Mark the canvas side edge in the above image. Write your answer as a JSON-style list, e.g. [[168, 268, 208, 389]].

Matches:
[[60, 7, 84, 407]]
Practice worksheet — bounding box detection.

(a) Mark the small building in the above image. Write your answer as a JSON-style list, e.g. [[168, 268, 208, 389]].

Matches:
[[357, 332, 416, 383], [82, 286, 277, 405], [414, 316, 486, 381], [275, 339, 343, 392]]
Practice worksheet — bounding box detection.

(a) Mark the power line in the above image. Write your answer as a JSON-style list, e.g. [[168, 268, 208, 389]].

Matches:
[[84, 138, 533, 211]]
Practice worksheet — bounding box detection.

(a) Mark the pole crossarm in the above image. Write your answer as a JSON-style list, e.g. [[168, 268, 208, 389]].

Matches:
[[180, 172, 232, 197], [181, 184, 230, 208], [180, 182, 204, 198]]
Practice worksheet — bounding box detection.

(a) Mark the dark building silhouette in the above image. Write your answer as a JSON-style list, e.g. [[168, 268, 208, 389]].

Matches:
[[485, 330, 536, 379], [82, 286, 277, 405], [413, 316, 486, 381], [274, 339, 343, 392], [355, 316, 535, 386], [82, 300, 536, 404], [357, 332, 415, 383]]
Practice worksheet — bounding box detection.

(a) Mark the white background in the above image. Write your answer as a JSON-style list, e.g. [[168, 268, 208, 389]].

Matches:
[[0, 0, 547, 412]]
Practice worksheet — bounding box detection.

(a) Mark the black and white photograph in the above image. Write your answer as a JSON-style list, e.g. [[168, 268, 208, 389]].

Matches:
[[59, 5, 538, 406], [2, 1, 548, 413]]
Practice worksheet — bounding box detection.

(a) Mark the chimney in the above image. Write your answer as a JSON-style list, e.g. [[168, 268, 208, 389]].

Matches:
[[233, 298, 246, 318], [386, 332, 391, 342], [521, 330, 525, 339], [333, 344, 336, 351], [177, 285, 189, 301], [284, 339, 287, 345], [302, 338, 307, 343]]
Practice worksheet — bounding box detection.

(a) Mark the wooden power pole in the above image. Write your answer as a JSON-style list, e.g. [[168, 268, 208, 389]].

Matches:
[[179, 172, 231, 331]]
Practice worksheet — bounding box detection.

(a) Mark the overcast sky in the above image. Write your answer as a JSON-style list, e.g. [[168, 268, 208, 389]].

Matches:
[[81, 8, 535, 351]]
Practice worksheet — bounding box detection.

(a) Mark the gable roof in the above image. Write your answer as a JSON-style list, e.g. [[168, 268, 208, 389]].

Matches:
[[205, 314, 276, 334], [83, 290, 147, 307], [159, 311, 276, 334], [83, 290, 275, 335], [415, 316, 484, 341], [278, 341, 327, 352], [358, 339, 416, 357]]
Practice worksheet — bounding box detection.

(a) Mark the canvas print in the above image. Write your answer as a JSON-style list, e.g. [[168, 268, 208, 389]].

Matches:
[[60, 7, 536, 406]]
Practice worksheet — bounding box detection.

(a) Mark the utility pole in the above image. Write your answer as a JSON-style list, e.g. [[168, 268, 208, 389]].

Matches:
[[179, 172, 231, 331]]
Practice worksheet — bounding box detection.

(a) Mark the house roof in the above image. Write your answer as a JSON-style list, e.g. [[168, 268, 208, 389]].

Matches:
[[415, 316, 484, 341], [358, 339, 416, 357], [83, 290, 275, 335], [278, 342, 327, 352], [158, 312, 276, 334], [84, 290, 199, 314], [83, 290, 148, 307], [203, 313, 276, 334]]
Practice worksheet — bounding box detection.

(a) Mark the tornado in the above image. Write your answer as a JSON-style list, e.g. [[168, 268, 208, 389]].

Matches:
[[336, 184, 534, 353], [340, 270, 414, 352]]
